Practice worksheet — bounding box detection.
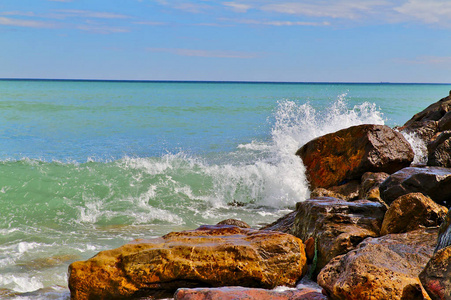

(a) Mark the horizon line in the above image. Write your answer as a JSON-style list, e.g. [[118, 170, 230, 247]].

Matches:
[[1, 78, 451, 85]]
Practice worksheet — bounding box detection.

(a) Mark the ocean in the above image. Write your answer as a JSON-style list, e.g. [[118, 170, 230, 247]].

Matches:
[[0, 80, 450, 299]]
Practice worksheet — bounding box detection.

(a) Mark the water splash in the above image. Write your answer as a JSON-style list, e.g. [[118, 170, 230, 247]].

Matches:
[[400, 131, 428, 165]]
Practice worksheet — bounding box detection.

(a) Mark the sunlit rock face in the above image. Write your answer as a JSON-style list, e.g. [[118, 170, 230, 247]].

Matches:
[[68, 225, 307, 300]]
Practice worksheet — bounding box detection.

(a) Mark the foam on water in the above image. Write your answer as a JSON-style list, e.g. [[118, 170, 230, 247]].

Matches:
[[400, 131, 428, 165]]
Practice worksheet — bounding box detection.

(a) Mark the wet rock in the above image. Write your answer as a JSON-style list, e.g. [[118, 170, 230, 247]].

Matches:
[[259, 211, 296, 233], [379, 166, 451, 207], [292, 197, 386, 277], [399, 93, 451, 142], [420, 246, 451, 300], [174, 286, 328, 300], [296, 124, 413, 189], [435, 208, 451, 252], [427, 131, 451, 167], [311, 188, 347, 200], [359, 172, 389, 200], [381, 193, 447, 235], [216, 219, 250, 228], [318, 228, 438, 300], [68, 225, 307, 300], [328, 180, 361, 201]]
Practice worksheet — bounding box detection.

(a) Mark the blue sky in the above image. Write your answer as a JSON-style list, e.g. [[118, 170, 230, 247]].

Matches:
[[1, 0, 450, 82]]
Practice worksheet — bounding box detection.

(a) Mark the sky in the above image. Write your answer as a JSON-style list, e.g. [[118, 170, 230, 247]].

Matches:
[[0, 0, 450, 83]]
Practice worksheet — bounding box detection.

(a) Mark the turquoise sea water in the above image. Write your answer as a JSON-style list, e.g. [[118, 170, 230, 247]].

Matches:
[[0, 80, 450, 299]]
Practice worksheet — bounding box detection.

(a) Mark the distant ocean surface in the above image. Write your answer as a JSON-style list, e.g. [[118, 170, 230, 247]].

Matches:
[[1, 80, 450, 299]]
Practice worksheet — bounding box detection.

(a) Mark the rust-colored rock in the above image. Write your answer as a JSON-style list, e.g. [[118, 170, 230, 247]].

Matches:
[[68, 225, 307, 300], [427, 131, 451, 167], [435, 208, 451, 252], [379, 166, 451, 207], [296, 124, 413, 189], [216, 218, 250, 228], [311, 188, 347, 200], [359, 172, 389, 202], [174, 286, 328, 300], [328, 180, 361, 201], [292, 197, 386, 277], [420, 246, 451, 300], [318, 228, 437, 300], [381, 193, 447, 235]]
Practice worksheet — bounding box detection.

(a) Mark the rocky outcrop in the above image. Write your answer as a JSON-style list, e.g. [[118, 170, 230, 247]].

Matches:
[[420, 246, 451, 300], [359, 172, 389, 203], [379, 166, 451, 207], [318, 228, 438, 300], [381, 193, 447, 235], [435, 208, 451, 252], [259, 211, 296, 233], [216, 219, 250, 228], [399, 92, 451, 143], [174, 286, 327, 300], [296, 124, 414, 189], [68, 225, 307, 300], [291, 197, 386, 277], [427, 131, 451, 167]]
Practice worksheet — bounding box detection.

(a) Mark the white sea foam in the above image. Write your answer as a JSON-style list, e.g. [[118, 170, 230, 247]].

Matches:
[[400, 131, 428, 165], [0, 274, 44, 293]]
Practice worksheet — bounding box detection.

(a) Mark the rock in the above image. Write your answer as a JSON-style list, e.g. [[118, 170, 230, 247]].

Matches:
[[216, 219, 250, 228], [174, 286, 328, 300], [438, 111, 451, 131], [296, 124, 414, 189], [420, 246, 451, 300], [427, 131, 451, 167], [328, 180, 361, 201], [311, 188, 347, 200], [259, 211, 296, 233], [291, 197, 386, 277], [381, 193, 447, 235], [379, 166, 451, 207], [318, 228, 438, 300], [400, 93, 451, 142], [359, 172, 389, 199], [435, 208, 451, 252], [68, 225, 307, 300]]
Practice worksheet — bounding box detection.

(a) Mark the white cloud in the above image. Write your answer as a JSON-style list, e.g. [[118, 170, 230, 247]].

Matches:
[[53, 9, 131, 19], [394, 0, 451, 24], [133, 21, 168, 26], [224, 18, 330, 26], [148, 48, 259, 58], [260, 1, 389, 19], [77, 24, 129, 34], [222, 2, 252, 13], [0, 16, 56, 28], [155, 0, 212, 13]]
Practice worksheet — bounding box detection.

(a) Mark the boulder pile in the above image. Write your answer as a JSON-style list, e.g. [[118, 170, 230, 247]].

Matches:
[[69, 92, 451, 300]]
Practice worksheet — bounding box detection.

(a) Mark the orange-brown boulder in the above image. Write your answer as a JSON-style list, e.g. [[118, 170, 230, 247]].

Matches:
[[291, 197, 386, 277], [174, 286, 328, 300], [318, 228, 437, 300], [68, 225, 307, 300], [420, 246, 451, 300], [296, 124, 414, 189], [381, 193, 447, 235]]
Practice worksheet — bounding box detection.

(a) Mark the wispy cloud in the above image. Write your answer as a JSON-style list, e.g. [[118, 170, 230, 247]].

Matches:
[[260, 1, 389, 19], [222, 2, 252, 13], [52, 9, 131, 19], [133, 21, 168, 26], [77, 24, 129, 34], [155, 0, 212, 13], [394, 0, 451, 24], [0, 16, 56, 28], [148, 47, 259, 58], [48, 0, 73, 2], [224, 18, 330, 26]]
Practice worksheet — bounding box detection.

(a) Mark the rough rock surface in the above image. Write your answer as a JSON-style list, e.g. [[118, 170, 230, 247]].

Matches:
[[359, 172, 390, 202], [296, 124, 414, 189], [379, 166, 451, 207], [399, 92, 451, 143], [216, 218, 250, 228], [260, 211, 296, 233], [381, 193, 447, 235], [68, 225, 307, 300], [291, 197, 386, 277], [174, 286, 327, 300], [435, 208, 451, 252], [420, 246, 451, 300], [318, 228, 438, 300], [427, 131, 451, 167]]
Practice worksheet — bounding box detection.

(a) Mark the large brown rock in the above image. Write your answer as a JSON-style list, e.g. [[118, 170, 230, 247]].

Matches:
[[68, 225, 307, 300], [379, 166, 451, 207], [259, 211, 297, 233], [420, 246, 451, 300], [174, 286, 327, 300], [296, 124, 414, 189], [435, 208, 451, 252], [427, 131, 451, 167], [381, 193, 447, 235], [318, 228, 438, 300], [399, 92, 451, 143], [291, 197, 386, 277]]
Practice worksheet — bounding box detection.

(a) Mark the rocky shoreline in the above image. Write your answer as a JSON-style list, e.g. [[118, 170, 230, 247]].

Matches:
[[69, 92, 451, 300]]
